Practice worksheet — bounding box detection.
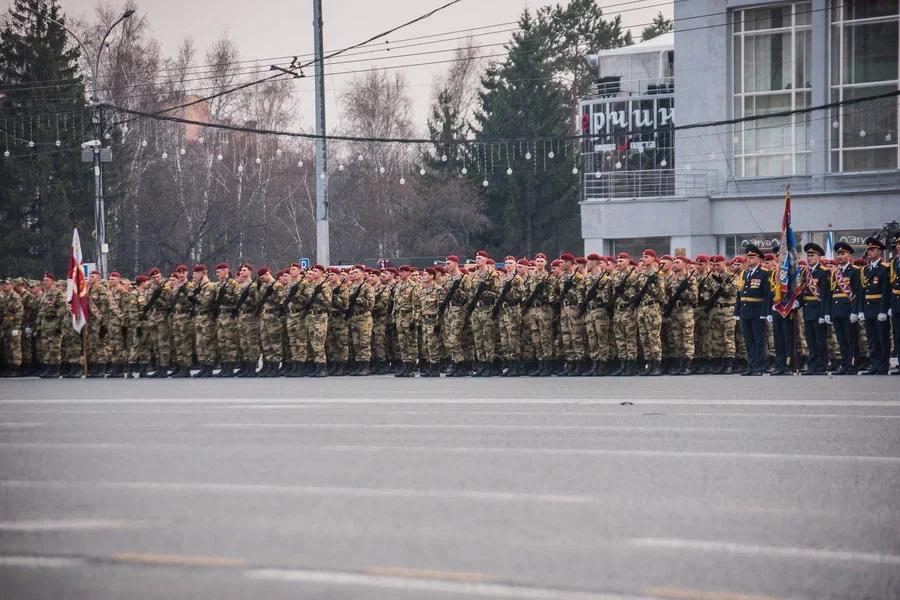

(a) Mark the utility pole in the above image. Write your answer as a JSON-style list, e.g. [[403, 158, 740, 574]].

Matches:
[[313, 0, 330, 265]]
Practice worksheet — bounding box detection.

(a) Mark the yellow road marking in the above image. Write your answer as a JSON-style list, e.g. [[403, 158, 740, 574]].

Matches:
[[646, 587, 786, 600], [362, 566, 493, 583], [109, 553, 247, 568]]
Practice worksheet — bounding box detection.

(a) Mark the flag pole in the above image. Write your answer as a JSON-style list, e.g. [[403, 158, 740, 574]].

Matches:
[[786, 184, 800, 374], [81, 328, 88, 377]]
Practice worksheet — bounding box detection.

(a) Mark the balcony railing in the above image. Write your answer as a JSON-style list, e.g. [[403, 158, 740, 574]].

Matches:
[[583, 76, 674, 101], [582, 169, 710, 200]]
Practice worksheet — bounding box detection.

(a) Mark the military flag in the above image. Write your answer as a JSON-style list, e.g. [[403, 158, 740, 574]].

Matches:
[[66, 228, 89, 332], [772, 187, 803, 318]]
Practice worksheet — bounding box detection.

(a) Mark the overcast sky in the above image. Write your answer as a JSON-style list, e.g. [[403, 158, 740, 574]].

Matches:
[[61, 0, 672, 132]]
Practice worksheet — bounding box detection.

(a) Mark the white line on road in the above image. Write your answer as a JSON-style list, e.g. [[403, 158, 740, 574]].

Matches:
[[0, 519, 134, 532], [0, 480, 596, 505], [201, 423, 736, 433], [245, 567, 660, 600], [0, 556, 84, 568], [0, 422, 45, 428], [627, 537, 900, 566], [0, 442, 131, 449], [322, 445, 900, 464], [385, 411, 900, 419]]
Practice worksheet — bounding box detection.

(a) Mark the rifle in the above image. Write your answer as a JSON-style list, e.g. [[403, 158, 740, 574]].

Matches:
[[613, 267, 636, 296], [231, 280, 254, 317], [629, 265, 665, 309], [303, 283, 324, 312], [522, 276, 548, 315], [491, 276, 515, 320], [187, 281, 205, 317], [211, 280, 229, 318], [344, 283, 364, 319], [280, 280, 303, 315], [253, 282, 276, 317], [703, 272, 738, 313], [140, 288, 161, 320], [663, 274, 692, 317], [437, 274, 464, 319], [552, 273, 577, 314], [464, 279, 489, 321], [577, 273, 610, 318], [164, 282, 189, 318]]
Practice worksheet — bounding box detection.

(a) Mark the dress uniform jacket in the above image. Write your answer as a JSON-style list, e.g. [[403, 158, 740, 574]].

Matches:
[[799, 264, 831, 321], [734, 266, 771, 319]]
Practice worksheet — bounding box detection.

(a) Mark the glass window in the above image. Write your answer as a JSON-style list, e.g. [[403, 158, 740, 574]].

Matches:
[[733, 2, 812, 178], [829, 0, 900, 172], [612, 237, 671, 258]]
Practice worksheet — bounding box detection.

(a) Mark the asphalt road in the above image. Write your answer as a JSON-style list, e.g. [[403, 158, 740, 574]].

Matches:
[[1, 377, 899, 600]]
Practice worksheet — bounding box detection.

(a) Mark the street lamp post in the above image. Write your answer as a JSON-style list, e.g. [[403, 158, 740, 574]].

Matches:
[[21, 7, 133, 276]]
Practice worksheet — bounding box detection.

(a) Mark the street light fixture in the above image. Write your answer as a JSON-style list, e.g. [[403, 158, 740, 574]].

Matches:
[[19, 6, 134, 276]]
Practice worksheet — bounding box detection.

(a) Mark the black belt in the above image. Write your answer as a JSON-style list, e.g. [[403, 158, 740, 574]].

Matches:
[[716, 303, 734, 308], [450, 300, 466, 307], [476, 300, 491, 308]]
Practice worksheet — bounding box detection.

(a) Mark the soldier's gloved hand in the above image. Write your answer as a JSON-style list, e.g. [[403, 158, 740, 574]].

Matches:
[[824, 315, 832, 325], [857, 312, 865, 322], [818, 317, 826, 325], [850, 313, 859, 324], [765, 315, 773, 323], [733, 315, 740, 321], [792, 300, 800, 309], [877, 312, 888, 322], [409, 322, 417, 332], [24, 327, 32, 336]]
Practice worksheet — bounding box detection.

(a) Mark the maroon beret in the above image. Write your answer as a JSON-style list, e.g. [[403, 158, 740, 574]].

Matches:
[[695, 255, 709, 263], [399, 265, 412, 273], [135, 275, 149, 284], [575, 256, 587, 265], [43, 272, 56, 281], [534, 252, 547, 260], [560, 252, 575, 262], [711, 255, 726, 263], [550, 259, 562, 267], [147, 267, 161, 277], [586, 253, 602, 261], [216, 262, 229, 271], [311, 264, 325, 272], [616, 252, 630, 260], [193, 264, 207, 273], [475, 250, 490, 259], [108, 271, 121, 278], [642, 249, 657, 259], [176, 264, 189, 273], [257, 267, 270, 276]]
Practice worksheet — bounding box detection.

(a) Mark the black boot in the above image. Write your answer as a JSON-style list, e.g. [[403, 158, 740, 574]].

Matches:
[[355, 361, 371, 376], [679, 358, 692, 375], [40, 364, 60, 379], [648, 360, 663, 376], [627, 360, 641, 376], [222, 361, 237, 377], [86, 363, 103, 378], [65, 364, 82, 378], [610, 359, 626, 377], [395, 362, 415, 377], [310, 362, 328, 377], [192, 364, 213, 378], [447, 362, 467, 377]]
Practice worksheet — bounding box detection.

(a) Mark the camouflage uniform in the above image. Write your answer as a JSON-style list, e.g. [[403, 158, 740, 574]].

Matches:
[[583, 272, 614, 365], [371, 283, 390, 365], [284, 279, 311, 365], [193, 279, 218, 368], [21, 286, 39, 370], [214, 277, 241, 363], [257, 280, 285, 365], [126, 287, 152, 367], [523, 272, 554, 364], [665, 271, 699, 361], [496, 273, 525, 363], [147, 281, 173, 371], [694, 274, 714, 366], [86, 284, 109, 367], [612, 268, 640, 364], [326, 284, 350, 365], [468, 268, 500, 366], [37, 286, 67, 369], [440, 272, 470, 365], [419, 283, 444, 365], [634, 268, 666, 366], [707, 273, 739, 362], [170, 282, 196, 368], [1, 287, 23, 369], [552, 271, 586, 365], [105, 287, 127, 368], [347, 281, 375, 363], [304, 282, 332, 366], [236, 280, 261, 370], [392, 278, 420, 364]]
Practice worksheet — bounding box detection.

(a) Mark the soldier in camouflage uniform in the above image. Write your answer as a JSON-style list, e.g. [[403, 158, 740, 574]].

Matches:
[[168, 266, 195, 378], [392, 265, 420, 377], [418, 267, 444, 377], [692, 256, 714, 374], [369, 269, 390, 374], [552, 253, 587, 376], [633, 250, 666, 376], [212, 263, 241, 377], [37, 274, 67, 378], [468, 251, 500, 377], [440, 256, 470, 377], [234, 264, 260, 377], [665, 255, 699, 375], [0, 278, 23, 376], [495, 256, 525, 376], [610, 254, 640, 376], [190, 265, 218, 378], [255, 267, 284, 377], [142, 268, 170, 377], [126, 275, 153, 377], [522, 254, 554, 377], [706, 255, 739, 374], [303, 265, 332, 377], [515, 260, 536, 371], [325, 268, 350, 375], [85, 271, 108, 377], [281, 264, 310, 377], [104, 272, 128, 377], [16, 279, 37, 375], [582, 254, 614, 376], [346, 264, 375, 375]]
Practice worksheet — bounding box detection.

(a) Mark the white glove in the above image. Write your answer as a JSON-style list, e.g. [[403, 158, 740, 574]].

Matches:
[[765, 315, 773, 323], [858, 312, 866, 322], [10, 329, 19, 337], [792, 300, 800, 309], [850, 314, 859, 324], [24, 327, 32, 336], [733, 315, 740, 321], [824, 315, 832, 325], [890, 309, 893, 318], [878, 312, 888, 322], [818, 317, 826, 324]]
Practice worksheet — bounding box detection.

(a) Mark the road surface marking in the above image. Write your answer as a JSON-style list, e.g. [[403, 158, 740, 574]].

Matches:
[[109, 553, 248, 568], [0, 519, 134, 532], [202, 423, 736, 432], [0, 555, 83, 568], [0, 442, 131, 449], [322, 445, 900, 464], [246, 567, 661, 599], [363, 566, 493, 582], [1, 397, 898, 406], [646, 587, 785, 600], [0, 422, 45, 428], [385, 410, 900, 419], [627, 538, 900, 566], [0, 480, 595, 505]]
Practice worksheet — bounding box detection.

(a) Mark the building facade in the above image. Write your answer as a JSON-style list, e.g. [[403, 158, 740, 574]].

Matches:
[[580, 0, 899, 258]]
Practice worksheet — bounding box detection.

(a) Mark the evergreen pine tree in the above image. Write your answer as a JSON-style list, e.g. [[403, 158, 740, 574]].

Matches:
[[0, 0, 91, 277]]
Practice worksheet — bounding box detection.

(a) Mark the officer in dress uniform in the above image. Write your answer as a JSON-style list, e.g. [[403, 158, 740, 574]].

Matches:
[[860, 237, 891, 375], [800, 243, 831, 375], [734, 244, 771, 376], [890, 234, 900, 375], [827, 241, 862, 375]]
